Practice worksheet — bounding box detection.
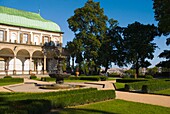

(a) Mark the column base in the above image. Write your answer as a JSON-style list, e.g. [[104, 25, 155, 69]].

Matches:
[[43, 70, 47, 75], [29, 70, 32, 75], [13, 70, 16, 75]]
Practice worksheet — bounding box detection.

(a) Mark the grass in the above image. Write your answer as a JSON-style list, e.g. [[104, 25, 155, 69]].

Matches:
[[64, 79, 94, 83], [114, 82, 125, 90], [0, 82, 22, 86], [0, 78, 23, 86], [58, 99, 170, 114], [154, 88, 170, 95]]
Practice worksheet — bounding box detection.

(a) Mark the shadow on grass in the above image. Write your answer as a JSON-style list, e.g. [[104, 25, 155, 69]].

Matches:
[[50, 108, 116, 114]]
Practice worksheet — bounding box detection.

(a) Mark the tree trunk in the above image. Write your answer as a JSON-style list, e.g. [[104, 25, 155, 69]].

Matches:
[[71, 57, 74, 72], [135, 60, 139, 79]]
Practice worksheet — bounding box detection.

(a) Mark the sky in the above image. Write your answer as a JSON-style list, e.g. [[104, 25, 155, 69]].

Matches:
[[0, 0, 169, 68]]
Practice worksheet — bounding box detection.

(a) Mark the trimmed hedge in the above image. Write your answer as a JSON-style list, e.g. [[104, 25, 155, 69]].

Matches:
[[0, 88, 115, 113], [30, 75, 37, 79], [124, 79, 170, 92], [142, 81, 170, 93], [68, 76, 107, 81], [116, 78, 148, 83], [0, 99, 51, 114], [3, 76, 12, 78], [0, 78, 24, 83]]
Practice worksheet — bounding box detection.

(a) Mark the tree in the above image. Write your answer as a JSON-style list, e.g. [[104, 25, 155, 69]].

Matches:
[[98, 19, 124, 73], [67, 0, 108, 74], [122, 22, 159, 78], [153, 0, 170, 68], [65, 38, 83, 72]]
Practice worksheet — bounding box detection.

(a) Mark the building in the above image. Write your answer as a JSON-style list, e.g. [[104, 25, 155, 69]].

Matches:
[[0, 6, 63, 75]]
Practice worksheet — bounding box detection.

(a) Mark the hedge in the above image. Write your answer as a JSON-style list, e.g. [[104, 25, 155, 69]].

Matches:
[[0, 78, 24, 83], [116, 78, 149, 83], [124, 79, 170, 92], [142, 81, 170, 93], [68, 76, 107, 81], [0, 88, 115, 113], [0, 99, 51, 114]]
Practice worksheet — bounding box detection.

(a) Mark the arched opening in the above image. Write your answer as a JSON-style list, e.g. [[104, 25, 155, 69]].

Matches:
[[32, 50, 43, 74]]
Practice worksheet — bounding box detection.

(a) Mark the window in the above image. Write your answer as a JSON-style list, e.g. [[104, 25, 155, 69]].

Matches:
[[11, 33, 17, 43], [0, 31, 4, 41], [34, 36, 39, 45], [44, 36, 49, 43], [23, 34, 28, 43], [54, 37, 59, 46]]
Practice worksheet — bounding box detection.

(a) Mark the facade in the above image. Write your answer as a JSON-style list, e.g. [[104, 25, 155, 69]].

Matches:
[[0, 6, 63, 75]]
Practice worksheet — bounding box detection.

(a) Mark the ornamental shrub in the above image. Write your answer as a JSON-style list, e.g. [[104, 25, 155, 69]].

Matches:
[[3, 76, 12, 78]]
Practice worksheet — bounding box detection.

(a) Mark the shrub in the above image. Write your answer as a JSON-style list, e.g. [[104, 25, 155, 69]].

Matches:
[[0, 88, 115, 112], [142, 81, 170, 93], [41, 77, 56, 82], [145, 75, 153, 79], [108, 73, 120, 77], [30, 75, 37, 79], [79, 76, 100, 81], [3, 76, 12, 78], [0, 78, 23, 83], [116, 78, 148, 83], [100, 76, 107, 81]]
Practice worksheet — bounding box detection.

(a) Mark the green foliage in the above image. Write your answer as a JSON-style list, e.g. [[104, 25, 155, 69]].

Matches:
[[108, 72, 120, 77], [116, 78, 148, 83], [79, 76, 100, 81], [0, 78, 24, 86], [0, 88, 115, 113], [147, 67, 158, 76], [0, 99, 51, 114], [67, 0, 108, 74], [29, 75, 37, 79], [41, 77, 56, 82], [122, 22, 159, 77], [154, 88, 170, 95], [124, 79, 170, 92], [142, 81, 170, 93], [145, 75, 153, 79], [3, 76, 12, 78], [153, 0, 170, 68], [61, 99, 170, 114]]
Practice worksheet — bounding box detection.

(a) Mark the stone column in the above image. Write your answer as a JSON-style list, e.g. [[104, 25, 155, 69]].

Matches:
[[43, 56, 47, 74], [29, 56, 32, 74], [13, 56, 16, 75], [22, 62, 24, 74]]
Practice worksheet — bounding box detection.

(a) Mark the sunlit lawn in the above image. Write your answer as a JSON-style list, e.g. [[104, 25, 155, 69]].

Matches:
[[58, 99, 170, 114], [114, 82, 125, 90], [154, 88, 170, 95], [0, 82, 22, 86]]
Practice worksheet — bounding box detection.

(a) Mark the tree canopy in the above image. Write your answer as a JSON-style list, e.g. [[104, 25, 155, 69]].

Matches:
[[122, 22, 159, 77], [153, 0, 170, 68], [67, 0, 108, 74]]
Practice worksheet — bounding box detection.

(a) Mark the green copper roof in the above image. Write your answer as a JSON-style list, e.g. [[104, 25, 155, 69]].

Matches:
[[0, 6, 61, 32]]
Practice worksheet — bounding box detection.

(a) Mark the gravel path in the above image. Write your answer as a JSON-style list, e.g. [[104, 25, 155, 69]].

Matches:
[[116, 91, 170, 108]]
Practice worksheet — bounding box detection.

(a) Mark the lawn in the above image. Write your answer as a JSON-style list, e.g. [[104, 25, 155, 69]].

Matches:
[[114, 82, 125, 90], [58, 99, 170, 114], [0, 78, 23, 86], [154, 88, 170, 95]]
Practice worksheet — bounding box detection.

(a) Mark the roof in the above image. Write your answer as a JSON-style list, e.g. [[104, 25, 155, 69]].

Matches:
[[0, 6, 61, 32]]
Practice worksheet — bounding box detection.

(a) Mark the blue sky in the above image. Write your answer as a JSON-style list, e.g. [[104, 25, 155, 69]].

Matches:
[[0, 0, 168, 68]]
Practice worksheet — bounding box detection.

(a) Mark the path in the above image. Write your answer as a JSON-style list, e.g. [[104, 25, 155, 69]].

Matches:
[[116, 91, 170, 108]]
